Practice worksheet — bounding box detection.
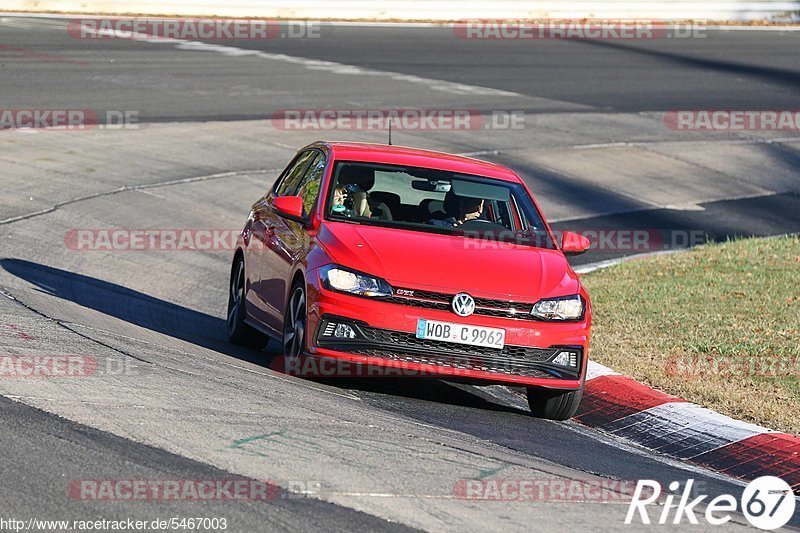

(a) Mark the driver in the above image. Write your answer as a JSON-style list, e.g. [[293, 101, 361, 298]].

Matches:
[[458, 197, 485, 224], [428, 196, 484, 227]]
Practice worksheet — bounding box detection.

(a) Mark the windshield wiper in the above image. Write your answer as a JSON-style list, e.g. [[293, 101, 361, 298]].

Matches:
[[329, 215, 365, 225]]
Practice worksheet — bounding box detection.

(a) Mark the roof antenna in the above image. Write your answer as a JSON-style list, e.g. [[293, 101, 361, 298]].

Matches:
[[388, 119, 392, 145]]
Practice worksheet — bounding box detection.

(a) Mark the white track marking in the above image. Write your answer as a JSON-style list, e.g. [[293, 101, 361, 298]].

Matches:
[[457, 149, 502, 157], [77, 24, 521, 97], [0, 16, 31, 28], [569, 137, 800, 151], [664, 203, 706, 211]]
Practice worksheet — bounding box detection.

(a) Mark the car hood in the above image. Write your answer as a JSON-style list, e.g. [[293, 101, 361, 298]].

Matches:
[[318, 222, 580, 300]]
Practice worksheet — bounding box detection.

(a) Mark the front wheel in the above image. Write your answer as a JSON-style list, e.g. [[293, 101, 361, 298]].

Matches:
[[283, 283, 306, 359], [526, 386, 583, 421]]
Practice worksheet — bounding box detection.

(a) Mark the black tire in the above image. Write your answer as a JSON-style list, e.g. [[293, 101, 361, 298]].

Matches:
[[526, 386, 583, 421], [283, 282, 307, 360], [226, 258, 268, 349]]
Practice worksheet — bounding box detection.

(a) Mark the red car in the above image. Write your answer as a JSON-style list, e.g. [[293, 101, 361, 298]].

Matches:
[[227, 141, 592, 420]]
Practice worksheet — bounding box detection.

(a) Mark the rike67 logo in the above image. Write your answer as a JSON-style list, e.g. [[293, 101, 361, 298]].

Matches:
[[626, 477, 795, 530]]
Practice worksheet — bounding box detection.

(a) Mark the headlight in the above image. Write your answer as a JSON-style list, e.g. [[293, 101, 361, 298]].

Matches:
[[319, 265, 392, 298], [531, 295, 584, 321]]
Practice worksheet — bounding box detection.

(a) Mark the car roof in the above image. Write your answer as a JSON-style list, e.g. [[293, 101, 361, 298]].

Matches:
[[309, 141, 522, 183]]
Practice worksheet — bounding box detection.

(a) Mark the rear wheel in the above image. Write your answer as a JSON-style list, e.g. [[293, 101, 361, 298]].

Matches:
[[526, 386, 583, 421], [226, 258, 268, 349]]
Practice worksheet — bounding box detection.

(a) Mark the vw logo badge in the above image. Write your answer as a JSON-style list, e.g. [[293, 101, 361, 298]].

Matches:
[[452, 293, 476, 317]]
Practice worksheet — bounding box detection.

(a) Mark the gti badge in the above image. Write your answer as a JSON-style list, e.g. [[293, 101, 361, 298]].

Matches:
[[452, 293, 476, 317]]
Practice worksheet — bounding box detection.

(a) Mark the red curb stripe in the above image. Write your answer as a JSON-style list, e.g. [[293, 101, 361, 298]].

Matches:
[[575, 375, 685, 427], [719, 435, 800, 477], [577, 368, 798, 492], [693, 434, 783, 471], [720, 434, 800, 468], [692, 433, 800, 491], [777, 469, 800, 492], [730, 447, 800, 479]]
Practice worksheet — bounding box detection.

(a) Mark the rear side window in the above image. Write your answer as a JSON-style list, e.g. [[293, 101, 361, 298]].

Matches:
[[275, 151, 317, 196], [295, 154, 326, 216]]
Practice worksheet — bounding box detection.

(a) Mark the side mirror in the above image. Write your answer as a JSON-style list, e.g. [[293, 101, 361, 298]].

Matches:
[[272, 196, 305, 222], [561, 231, 590, 256]]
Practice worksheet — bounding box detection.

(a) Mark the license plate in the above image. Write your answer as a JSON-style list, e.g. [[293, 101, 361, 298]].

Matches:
[[416, 319, 505, 349]]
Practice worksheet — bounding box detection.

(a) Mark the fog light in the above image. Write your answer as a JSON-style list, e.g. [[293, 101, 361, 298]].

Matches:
[[334, 323, 356, 339], [552, 350, 579, 368], [321, 322, 357, 339]]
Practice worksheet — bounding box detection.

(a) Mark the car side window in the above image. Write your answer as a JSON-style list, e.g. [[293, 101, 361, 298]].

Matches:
[[294, 153, 326, 217], [275, 151, 317, 197]]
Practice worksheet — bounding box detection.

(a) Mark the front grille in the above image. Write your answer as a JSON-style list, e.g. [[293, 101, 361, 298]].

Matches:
[[346, 348, 557, 378], [316, 319, 581, 380], [358, 326, 555, 362], [375, 288, 536, 320]]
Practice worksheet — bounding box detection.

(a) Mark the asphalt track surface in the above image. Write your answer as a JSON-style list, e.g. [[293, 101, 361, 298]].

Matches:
[[1, 16, 799, 531], [3, 20, 800, 117]]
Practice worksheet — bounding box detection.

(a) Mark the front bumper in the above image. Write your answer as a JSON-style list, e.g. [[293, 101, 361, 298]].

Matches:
[[306, 283, 590, 389]]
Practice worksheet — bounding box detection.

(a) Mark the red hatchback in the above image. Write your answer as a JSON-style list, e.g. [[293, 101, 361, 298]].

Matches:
[[227, 141, 592, 420]]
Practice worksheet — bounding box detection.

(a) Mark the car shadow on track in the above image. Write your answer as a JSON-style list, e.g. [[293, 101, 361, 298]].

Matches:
[[0, 258, 526, 414], [0, 257, 266, 365], [314, 376, 528, 415], [555, 191, 800, 265], [575, 37, 800, 93]]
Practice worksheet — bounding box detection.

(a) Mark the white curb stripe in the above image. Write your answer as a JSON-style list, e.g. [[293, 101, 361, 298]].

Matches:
[[602, 402, 769, 459], [585, 360, 619, 381]]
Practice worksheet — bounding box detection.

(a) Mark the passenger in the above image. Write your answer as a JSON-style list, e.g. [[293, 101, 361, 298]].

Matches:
[[337, 165, 388, 219], [347, 184, 372, 218], [331, 184, 372, 218], [331, 186, 349, 214]]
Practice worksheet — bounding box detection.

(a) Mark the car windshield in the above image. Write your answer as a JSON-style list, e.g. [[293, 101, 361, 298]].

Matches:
[[325, 161, 556, 249]]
